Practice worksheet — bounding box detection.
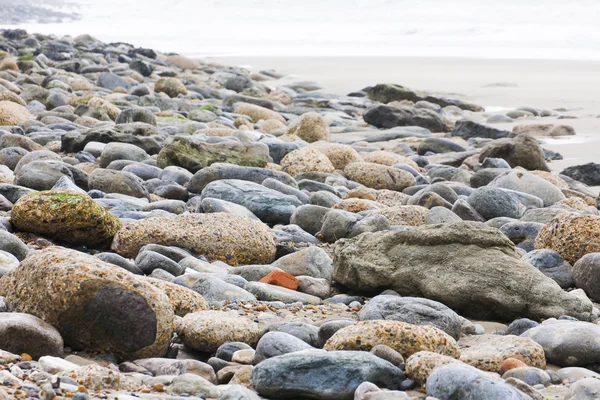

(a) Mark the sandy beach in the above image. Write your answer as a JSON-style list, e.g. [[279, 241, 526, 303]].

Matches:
[[214, 56, 600, 175]]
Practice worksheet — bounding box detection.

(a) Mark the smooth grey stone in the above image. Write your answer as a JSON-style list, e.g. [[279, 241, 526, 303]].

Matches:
[[95, 252, 142, 275], [505, 318, 539, 336], [253, 331, 314, 364], [297, 276, 330, 299], [262, 178, 309, 204], [502, 367, 551, 387], [309, 191, 341, 208], [216, 342, 253, 362], [200, 197, 260, 221], [273, 224, 320, 244], [290, 205, 331, 235], [228, 265, 278, 282], [266, 321, 320, 347], [191, 275, 256, 302], [522, 250, 573, 289], [318, 320, 356, 347], [468, 186, 523, 220], [135, 250, 184, 276], [159, 166, 193, 186], [245, 282, 322, 305]]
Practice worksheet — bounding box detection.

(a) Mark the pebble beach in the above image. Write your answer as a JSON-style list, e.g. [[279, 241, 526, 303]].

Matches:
[[0, 20, 600, 400]]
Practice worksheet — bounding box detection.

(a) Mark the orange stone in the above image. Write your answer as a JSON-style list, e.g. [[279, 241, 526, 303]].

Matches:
[[500, 357, 528, 374], [20, 353, 32, 362], [259, 270, 299, 290]]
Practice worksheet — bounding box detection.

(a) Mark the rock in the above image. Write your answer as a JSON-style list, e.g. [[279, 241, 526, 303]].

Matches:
[[513, 124, 575, 137], [188, 163, 296, 194], [290, 205, 331, 235], [287, 112, 330, 142], [557, 367, 600, 382], [345, 162, 415, 191], [201, 197, 260, 221], [0, 251, 19, 277], [155, 78, 187, 98], [234, 103, 285, 123], [297, 276, 330, 298], [571, 253, 600, 301], [167, 373, 220, 397], [333, 222, 592, 321], [427, 364, 531, 400], [359, 295, 463, 340], [112, 213, 276, 265], [467, 187, 523, 220], [134, 358, 216, 382], [191, 275, 256, 302], [534, 213, 600, 263], [99, 142, 149, 168], [427, 206, 462, 224], [178, 311, 262, 353], [373, 205, 428, 226], [251, 350, 405, 400], [405, 351, 463, 384], [14, 160, 77, 191], [0, 313, 63, 359], [0, 230, 29, 260], [489, 170, 564, 206], [253, 331, 314, 364], [566, 378, 600, 400], [522, 320, 600, 367], [501, 358, 529, 373], [61, 127, 161, 155], [364, 105, 446, 132], [280, 147, 336, 177], [502, 367, 551, 387], [362, 151, 419, 169], [273, 224, 320, 244], [324, 320, 460, 358], [452, 120, 510, 140], [201, 179, 301, 224], [135, 250, 183, 276], [310, 142, 361, 169], [89, 169, 149, 199], [267, 321, 320, 347], [246, 282, 322, 304], [220, 385, 261, 400], [459, 334, 545, 372], [561, 163, 600, 186], [11, 190, 122, 247], [521, 250, 573, 289], [418, 137, 467, 155], [0, 247, 174, 360], [271, 247, 333, 281], [479, 134, 549, 171], [158, 136, 269, 173], [97, 72, 129, 91], [144, 277, 208, 317], [0, 101, 32, 125]]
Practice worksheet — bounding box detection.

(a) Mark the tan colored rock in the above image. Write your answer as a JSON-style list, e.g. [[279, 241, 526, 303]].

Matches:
[[345, 187, 377, 201], [155, 78, 188, 98], [233, 103, 285, 123], [530, 170, 569, 189], [0, 247, 174, 360], [324, 320, 460, 359], [310, 142, 362, 169], [287, 112, 330, 143], [557, 197, 594, 211], [58, 365, 133, 391], [194, 127, 235, 137], [87, 97, 121, 120], [112, 213, 277, 265], [459, 334, 546, 372], [345, 162, 416, 191], [535, 213, 600, 263], [361, 151, 419, 169], [259, 119, 287, 133], [178, 311, 262, 353], [513, 124, 575, 137], [333, 198, 384, 213], [71, 79, 95, 91], [143, 277, 208, 317], [373, 206, 429, 226], [0, 58, 18, 72], [0, 101, 32, 125], [280, 147, 335, 177], [0, 91, 26, 106], [405, 351, 464, 384], [165, 55, 200, 70], [375, 189, 411, 207]]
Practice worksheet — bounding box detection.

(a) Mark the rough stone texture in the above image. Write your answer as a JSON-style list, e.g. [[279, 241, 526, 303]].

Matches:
[[0, 247, 174, 360], [364, 105, 446, 132], [333, 222, 593, 321], [280, 147, 336, 177], [522, 320, 600, 367], [372, 206, 428, 226], [459, 334, 546, 372], [345, 162, 416, 191], [234, 103, 285, 123], [178, 311, 262, 353], [310, 142, 361, 169], [561, 163, 600, 186], [479, 134, 549, 171], [112, 213, 277, 265], [157, 136, 269, 173], [324, 320, 460, 359], [251, 350, 405, 400], [0, 313, 64, 359], [513, 123, 575, 137], [154, 78, 187, 98], [361, 151, 419, 169], [89, 168, 149, 199], [535, 213, 600, 263], [405, 351, 463, 384], [287, 112, 330, 143], [570, 253, 600, 301], [359, 295, 463, 340], [0, 101, 32, 125], [143, 277, 208, 317], [11, 190, 122, 248]]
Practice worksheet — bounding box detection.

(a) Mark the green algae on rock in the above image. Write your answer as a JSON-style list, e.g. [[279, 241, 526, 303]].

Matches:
[[11, 190, 122, 248], [112, 213, 277, 265], [0, 247, 174, 361]]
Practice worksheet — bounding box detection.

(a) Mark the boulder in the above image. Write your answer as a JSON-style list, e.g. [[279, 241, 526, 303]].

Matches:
[[364, 105, 446, 132], [345, 162, 415, 191], [0, 313, 63, 359], [561, 163, 600, 186], [451, 120, 510, 140], [521, 249, 573, 289], [89, 168, 149, 199], [0, 247, 174, 360], [0, 101, 32, 125], [535, 213, 600, 263], [459, 334, 546, 371], [112, 213, 277, 265], [287, 112, 330, 143], [333, 222, 592, 321], [280, 147, 336, 177], [11, 190, 122, 247], [479, 134, 549, 171], [489, 170, 564, 206]]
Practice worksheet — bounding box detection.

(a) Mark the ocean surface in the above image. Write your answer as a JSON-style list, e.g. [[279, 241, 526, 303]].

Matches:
[[1, 0, 599, 60]]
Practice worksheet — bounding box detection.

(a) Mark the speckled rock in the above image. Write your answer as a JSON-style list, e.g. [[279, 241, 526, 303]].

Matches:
[[459, 334, 546, 372], [324, 320, 460, 359], [333, 198, 384, 213], [535, 213, 600, 263], [11, 190, 122, 247], [143, 277, 208, 317], [155, 78, 187, 98], [233, 103, 285, 123], [372, 205, 428, 226], [287, 112, 330, 143], [0, 247, 174, 360], [0, 101, 32, 125], [58, 364, 129, 391], [0, 313, 64, 359], [405, 351, 464, 384], [345, 162, 416, 191], [280, 147, 335, 177], [112, 213, 277, 265], [310, 142, 361, 169], [178, 311, 262, 353], [361, 151, 419, 169]]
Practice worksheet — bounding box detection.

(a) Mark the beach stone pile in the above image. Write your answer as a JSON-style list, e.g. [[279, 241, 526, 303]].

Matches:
[[0, 29, 598, 399]]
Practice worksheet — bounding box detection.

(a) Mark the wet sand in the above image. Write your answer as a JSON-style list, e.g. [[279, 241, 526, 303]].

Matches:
[[212, 56, 600, 175]]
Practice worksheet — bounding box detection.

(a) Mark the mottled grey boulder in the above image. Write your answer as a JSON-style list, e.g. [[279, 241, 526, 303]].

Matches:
[[333, 222, 592, 321], [253, 331, 314, 364], [468, 187, 523, 220], [489, 170, 564, 206], [251, 350, 405, 400], [89, 168, 149, 199], [359, 295, 463, 340], [565, 378, 600, 400]]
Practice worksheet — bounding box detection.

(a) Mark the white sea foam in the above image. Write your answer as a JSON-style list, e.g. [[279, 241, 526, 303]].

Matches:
[[1, 0, 600, 59]]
